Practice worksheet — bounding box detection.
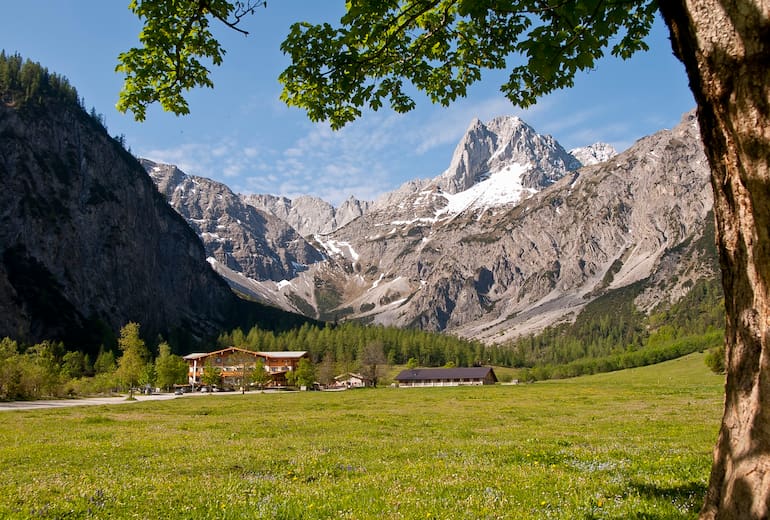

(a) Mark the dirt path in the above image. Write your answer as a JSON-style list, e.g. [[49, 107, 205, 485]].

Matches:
[[0, 393, 178, 411]]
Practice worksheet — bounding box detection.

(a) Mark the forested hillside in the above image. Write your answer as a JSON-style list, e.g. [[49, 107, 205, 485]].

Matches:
[[0, 53, 316, 355], [0, 51, 78, 107], [216, 271, 725, 381], [506, 277, 724, 379]]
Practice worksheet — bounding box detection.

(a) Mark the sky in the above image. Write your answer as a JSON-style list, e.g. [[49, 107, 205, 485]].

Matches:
[[2, 2, 695, 206]]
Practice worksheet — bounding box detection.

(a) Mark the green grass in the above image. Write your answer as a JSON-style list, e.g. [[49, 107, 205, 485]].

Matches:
[[0, 353, 724, 519]]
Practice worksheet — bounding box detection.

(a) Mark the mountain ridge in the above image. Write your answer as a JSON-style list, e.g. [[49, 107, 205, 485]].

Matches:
[[145, 159, 323, 282], [143, 111, 713, 344]]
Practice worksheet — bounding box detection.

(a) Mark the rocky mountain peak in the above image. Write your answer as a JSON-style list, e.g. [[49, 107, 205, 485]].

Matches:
[[437, 115, 579, 197], [243, 193, 370, 237], [135, 108, 714, 345], [304, 110, 714, 339], [569, 142, 618, 166]]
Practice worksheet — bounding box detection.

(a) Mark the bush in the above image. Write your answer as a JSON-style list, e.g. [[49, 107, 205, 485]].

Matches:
[[705, 344, 726, 374], [80, 373, 120, 395]]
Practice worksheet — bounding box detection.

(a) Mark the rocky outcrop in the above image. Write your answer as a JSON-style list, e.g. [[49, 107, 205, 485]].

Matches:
[[145, 160, 323, 282], [242, 193, 370, 237], [437, 116, 580, 194], [569, 142, 618, 166]]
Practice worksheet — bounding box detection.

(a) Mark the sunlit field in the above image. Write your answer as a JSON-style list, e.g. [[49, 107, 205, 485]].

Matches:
[[0, 353, 724, 519]]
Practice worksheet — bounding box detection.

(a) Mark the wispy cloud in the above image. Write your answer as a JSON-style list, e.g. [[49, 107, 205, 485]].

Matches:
[[140, 137, 273, 184], [136, 89, 659, 207], [137, 97, 558, 206], [255, 113, 405, 204], [410, 97, 519, 154]]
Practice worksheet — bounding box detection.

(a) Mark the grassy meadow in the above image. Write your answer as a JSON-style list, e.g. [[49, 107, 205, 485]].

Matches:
[[0, 353, 724, 519]]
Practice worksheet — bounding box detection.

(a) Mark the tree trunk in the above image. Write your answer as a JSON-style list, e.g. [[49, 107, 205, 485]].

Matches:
[[659, 1, 770, 518]]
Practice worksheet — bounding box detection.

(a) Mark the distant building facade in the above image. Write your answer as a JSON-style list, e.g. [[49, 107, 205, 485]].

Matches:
[[394, 367, 498, 387], [183, 347, 308, 388], [333, 372, 373, 388]]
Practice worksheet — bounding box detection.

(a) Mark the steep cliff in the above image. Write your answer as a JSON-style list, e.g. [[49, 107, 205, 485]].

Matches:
[[145, 160, 323, 282], [0, 92, 306, 353]]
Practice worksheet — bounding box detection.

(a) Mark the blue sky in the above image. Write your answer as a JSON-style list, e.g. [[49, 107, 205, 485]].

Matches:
[[3, 2, 694, 205]]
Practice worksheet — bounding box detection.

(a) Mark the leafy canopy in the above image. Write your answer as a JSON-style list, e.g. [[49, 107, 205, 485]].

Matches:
[[119, 0, 657, 128], [115, 322, 150, 390], [280, 0, 657, 129], [116, 0, 265, 121]]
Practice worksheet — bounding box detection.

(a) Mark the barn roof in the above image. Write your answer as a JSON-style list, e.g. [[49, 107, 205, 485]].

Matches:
[[394, 367, 497, 382]]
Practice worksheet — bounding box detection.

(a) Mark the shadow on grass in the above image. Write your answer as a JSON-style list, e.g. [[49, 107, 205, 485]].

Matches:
[[600, 481, 706, 520]]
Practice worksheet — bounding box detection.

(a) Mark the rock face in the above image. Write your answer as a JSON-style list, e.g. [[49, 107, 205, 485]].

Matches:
[[242, 193, 370, 236], [569, 142, 618, 166], [145, 160, 323, 282], [0, 97, 301, 353], [436, 116, 581, 194]]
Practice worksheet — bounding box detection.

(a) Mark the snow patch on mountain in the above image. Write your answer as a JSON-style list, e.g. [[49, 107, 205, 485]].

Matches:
[[315, 236, 360, 261], [437, 163, 534, 216]]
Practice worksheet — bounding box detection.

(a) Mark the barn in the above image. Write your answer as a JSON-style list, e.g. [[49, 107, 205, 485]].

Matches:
[[394, 367, 498, 387]]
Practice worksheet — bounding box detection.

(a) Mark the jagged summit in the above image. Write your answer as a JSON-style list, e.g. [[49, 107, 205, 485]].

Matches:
[[366, 115, 583, 222], [569, 142, 618, 166], [242, 193, 370, 237], [144, 159, 323, 282], [437, 115, 578, 196]]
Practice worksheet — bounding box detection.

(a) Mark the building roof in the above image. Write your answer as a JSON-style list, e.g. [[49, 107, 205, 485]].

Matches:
[[334, 372, 370, 381], [394, 367, 498, 382], [183, 347, 255, 360], [183, 348, 307, 361], [255, 351, 308, 359], [183, 352, 210, 360]]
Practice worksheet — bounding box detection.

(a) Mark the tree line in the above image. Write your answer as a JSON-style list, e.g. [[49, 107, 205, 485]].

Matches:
[[218, 276, 726, 383], [216, 321, 490, 368], [504, 278, 725, 380], [0, 51, 78, 108], [0, 52, 127, 147], [0, 323, 187, 401], [0, 276, 726, 400]]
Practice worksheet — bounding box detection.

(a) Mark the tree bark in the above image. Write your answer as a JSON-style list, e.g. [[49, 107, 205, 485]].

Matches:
[[659, 1, 770, 518]]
